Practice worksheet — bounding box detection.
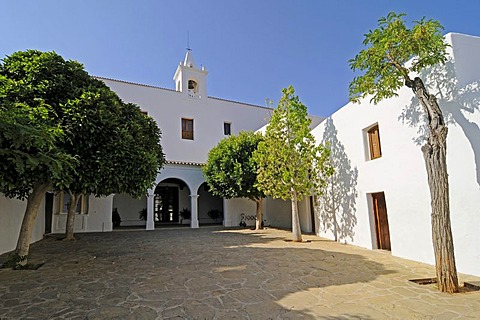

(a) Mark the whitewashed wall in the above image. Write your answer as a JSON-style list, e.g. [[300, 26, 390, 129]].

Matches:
[[311, 33, 480, 277], [113, 194, 147, 227], [100, 78, 272, 164], [0, 194, 45, 255], [52, 195, 113, 233]]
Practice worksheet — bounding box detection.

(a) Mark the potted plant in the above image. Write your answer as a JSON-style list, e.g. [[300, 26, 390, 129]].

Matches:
[[180, 207, 191, 224], [207, 209, 223, 222], [112, 208, 122, 228], [139, 208, 147, 221]]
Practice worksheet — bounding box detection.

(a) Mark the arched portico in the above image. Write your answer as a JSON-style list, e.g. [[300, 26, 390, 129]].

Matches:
[[154, 178, 190, 225], [146, 162, 207, 230]]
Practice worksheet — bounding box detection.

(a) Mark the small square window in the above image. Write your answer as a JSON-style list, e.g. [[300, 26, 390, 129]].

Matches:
[[224, 122, 231, 135], [182, 118, 194, 140]]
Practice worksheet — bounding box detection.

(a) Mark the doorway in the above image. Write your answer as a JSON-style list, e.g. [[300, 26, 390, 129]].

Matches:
[[44, 192, 54, 234], [371, 192, 391, 251], [154, 186, 179, 223]]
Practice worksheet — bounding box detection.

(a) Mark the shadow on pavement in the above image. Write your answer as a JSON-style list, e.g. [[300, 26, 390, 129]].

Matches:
[[0, 227, 394, 319]]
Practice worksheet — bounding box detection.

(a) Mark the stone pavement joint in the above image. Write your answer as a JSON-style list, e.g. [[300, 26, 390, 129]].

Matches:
[[0, 227, 479, 319]]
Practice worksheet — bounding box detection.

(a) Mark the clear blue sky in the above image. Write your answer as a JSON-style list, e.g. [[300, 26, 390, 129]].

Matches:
[[1, 0, 479, 116]]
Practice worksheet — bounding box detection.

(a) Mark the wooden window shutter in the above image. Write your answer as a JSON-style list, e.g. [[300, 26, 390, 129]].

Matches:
[[182, 118, 194, 140], [368, 125, 382, 159]]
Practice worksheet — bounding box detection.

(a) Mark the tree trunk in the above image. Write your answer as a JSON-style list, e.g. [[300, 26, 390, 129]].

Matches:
[[408, 77, 459, 293], [14, 182, 51, 266], [65, 192, 80, 241], [255, 198, 263, 230], [291, 189, 303, 242]]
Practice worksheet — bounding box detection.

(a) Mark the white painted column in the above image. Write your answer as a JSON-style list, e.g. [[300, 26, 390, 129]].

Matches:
[[190, 194, 199, 228], [146, 190, 155, 230], [102, 194, 115, 232]]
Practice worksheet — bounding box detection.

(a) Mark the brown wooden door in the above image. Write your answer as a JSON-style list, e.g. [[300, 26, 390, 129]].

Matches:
[[372, 192, 391, 251]]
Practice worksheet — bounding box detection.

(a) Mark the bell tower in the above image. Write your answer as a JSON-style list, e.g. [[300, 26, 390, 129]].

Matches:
[[173, 49, 208, 100]]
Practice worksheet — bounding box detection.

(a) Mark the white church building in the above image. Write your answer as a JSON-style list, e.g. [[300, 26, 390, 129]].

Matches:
[[1, 32, 479, 278]]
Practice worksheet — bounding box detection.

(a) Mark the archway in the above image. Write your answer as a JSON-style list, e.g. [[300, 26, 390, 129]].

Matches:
[[155, 178, 191, 225], [197, 182, 224, 226]]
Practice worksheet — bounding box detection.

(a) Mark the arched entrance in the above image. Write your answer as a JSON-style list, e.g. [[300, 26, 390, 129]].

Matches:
[[197, 182, 224, 226], [154, 178, 191, 225]]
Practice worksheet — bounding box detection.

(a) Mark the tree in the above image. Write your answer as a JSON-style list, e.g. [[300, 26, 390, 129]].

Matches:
[[203, 131, 266, 230], [0, 50, 85, 265], [254, 86, 332, 241], [348, 12, 458, 293], [0, 50, 165, 264], [62, 81, 165, 240]]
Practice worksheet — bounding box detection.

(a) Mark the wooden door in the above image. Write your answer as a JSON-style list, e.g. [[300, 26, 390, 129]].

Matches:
[[372, 192, 391, 251]]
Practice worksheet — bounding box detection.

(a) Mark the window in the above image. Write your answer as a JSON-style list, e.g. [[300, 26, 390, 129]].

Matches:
[[224, 122, 231, 135], [367, 124, 382, 160], [59, 192, 88, 214], [182, 118, 194, 140]]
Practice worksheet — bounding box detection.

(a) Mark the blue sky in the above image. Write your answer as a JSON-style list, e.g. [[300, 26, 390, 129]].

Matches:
[[1, 0, 480, 116]]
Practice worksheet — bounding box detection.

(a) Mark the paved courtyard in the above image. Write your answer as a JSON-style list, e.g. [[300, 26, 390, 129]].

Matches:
[[0, 227, 479, 319]]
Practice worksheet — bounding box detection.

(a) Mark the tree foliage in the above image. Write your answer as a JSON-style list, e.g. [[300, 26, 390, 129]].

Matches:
[[203, 131, 265, 229], [204, 131, 264, 201], [254, 86, 332, 240], [349, 12, 448, 104], [0, 50, 84, 200], [348, 12, 458, 293]]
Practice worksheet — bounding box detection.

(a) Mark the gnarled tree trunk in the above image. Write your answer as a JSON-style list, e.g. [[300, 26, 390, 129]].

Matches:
[[408, 76, 459, 293], [291, 189, 303, 242], [65, 192, 80, 240], [255, 197, 263, 230], [14, 182, 51, 266]]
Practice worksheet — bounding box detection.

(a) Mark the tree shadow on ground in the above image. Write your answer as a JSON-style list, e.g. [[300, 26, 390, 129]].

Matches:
[[0, 228, 392, 319], [399, 57, 480, 186], [316, 117, 358, 243]]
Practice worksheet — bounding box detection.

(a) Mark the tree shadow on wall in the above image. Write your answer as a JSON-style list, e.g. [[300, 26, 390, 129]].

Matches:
[[399, 58, 480, 186], [316, 117, 359, 243]]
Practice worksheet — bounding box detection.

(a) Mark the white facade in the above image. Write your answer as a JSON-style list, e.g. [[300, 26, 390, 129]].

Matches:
[[98, 51, 276, 231], [310, 33, 480, 277]]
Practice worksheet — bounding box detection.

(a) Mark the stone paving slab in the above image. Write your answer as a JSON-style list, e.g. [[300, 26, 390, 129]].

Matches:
[[0, 227, 479, 319]]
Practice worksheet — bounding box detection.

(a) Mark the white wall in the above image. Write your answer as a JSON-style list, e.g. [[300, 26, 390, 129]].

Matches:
[[100, 78, 272, 164], [87, 195, 114, 232], [0, 194, 45, 255], [311, 33, 480, 277], [52, 195, 113, 233], [113, 194, 147, 227], [224, 198, 266, 227], [265, 198, 291, 229]]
